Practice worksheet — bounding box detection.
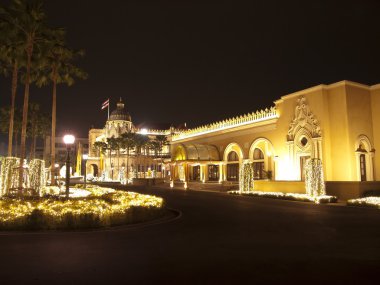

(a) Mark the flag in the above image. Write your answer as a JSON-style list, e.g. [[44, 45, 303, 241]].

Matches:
[[101, 99, 109, 110]]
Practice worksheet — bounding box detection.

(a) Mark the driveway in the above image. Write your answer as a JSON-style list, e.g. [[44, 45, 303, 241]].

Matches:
[[0, 187, 379, 284]]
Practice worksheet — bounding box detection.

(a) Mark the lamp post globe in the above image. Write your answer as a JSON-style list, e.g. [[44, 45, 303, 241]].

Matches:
[[63, 134, 75, 198]]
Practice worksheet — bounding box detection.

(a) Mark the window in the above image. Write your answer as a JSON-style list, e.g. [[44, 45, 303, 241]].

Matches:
[[192, 165, 200, 181], [227, 164, 239, 181], [253, 148, 265, 179], [253, 148, 264, 160], [227, 151, 239, 162], [360, 154, 366, 181], [208, 165, 219, 181]]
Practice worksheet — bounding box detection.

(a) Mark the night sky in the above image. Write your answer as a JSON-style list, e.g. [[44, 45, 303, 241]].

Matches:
[[1, 0, 380, 137]]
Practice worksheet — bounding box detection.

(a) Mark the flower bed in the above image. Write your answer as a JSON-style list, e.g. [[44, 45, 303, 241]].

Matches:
[[229, 190, 337, 204], [347, 197, 380, 209], [0, 185, 164, 230]]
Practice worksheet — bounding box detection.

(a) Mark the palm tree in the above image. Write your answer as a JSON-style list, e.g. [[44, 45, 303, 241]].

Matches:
[[121, 131, 136, 180], [28, 102, 49, 159], [0, 18, 25, 157], [36, 42, 87, 185], [106, 137, 119, 180], [0, 106, 22, 156], [0, 0, 52, 191]]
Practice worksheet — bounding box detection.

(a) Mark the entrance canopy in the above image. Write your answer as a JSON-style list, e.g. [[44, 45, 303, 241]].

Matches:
[[173, 144, 220, 161]]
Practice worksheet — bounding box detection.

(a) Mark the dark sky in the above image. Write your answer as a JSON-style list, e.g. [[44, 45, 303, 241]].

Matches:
[[1, 0, 380, 137]]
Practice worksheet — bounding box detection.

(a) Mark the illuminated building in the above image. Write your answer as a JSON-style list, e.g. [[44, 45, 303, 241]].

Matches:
[[168, 81, 380, 200], [88, 81, 380, 199], [87, 99, 183, 181]]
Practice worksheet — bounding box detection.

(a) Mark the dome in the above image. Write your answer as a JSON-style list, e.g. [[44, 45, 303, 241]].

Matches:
[[109, 99, 131, 121]]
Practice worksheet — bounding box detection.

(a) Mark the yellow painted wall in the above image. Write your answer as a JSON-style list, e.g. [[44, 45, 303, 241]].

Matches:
[[345, 85, 373, 181], [170, 81, 379, 186], [371, 86, 380, 180]]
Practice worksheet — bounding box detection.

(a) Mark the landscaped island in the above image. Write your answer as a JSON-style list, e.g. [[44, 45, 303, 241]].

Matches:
[[0, 185, 165, 230]]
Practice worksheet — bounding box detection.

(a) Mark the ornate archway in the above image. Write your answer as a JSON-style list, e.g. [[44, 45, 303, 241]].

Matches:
[[287, 97, 322, 180], [249, 138, 275, 180], [223, 143, 244, 182], [355, 135, 375, 181]]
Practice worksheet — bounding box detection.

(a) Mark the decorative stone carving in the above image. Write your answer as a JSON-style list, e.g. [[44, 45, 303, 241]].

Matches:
[[287, 97, 321, 141]]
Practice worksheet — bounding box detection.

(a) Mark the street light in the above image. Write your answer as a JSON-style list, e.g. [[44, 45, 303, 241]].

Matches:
[[54, 163, 60, 187], [63, 134, 75, 198], [82, 154, 89, 189]]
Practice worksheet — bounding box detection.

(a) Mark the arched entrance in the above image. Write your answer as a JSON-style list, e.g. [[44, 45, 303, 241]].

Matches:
[[355, 135, 375, 181], [249, 138, 275, 180], [223, 143, 244, 182], [90, 164, 99, 177]]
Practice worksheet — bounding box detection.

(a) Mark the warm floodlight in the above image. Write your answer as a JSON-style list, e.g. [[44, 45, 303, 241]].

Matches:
[[63, 134, 75, 198], [82, 154, 89, 160], [140, 128, 148, 135], [63, 134, 75, 145]]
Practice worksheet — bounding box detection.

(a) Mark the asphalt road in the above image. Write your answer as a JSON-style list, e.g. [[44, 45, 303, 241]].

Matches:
[[0, 187, 380, 285]]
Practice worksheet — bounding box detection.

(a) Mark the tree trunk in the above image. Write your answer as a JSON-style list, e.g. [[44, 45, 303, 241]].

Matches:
[[19, 41, 33, 193], [117, 149, 120, 180], [50, 72, 57, 185], [8, 62, 18, 157], [15, 131, 19, 157], [30, 124, 36, 159], [126, 147, 129, 180], [109, 149, 112, 180]]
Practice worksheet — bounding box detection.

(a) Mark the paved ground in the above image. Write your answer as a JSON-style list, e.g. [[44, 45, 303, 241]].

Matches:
[[0, 186, 380, 284]]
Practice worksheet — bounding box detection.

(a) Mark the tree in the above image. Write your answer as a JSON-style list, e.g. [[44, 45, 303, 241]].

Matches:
[[106, 137, 118, 180], [36, 38, 87, 185], [0, 0, 52, 192], [28, 102, 50, 159], [121, 131, 136, 180], [0, 106, 22, 156], [0, 16, 25, 157]]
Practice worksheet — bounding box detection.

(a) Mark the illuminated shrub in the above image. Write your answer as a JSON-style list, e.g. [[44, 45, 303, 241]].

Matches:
[[0, 185, 164, 230]]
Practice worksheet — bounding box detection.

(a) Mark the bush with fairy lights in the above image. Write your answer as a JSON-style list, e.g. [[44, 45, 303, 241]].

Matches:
[[0, 184, 165, 230], [0, 157, 165, 230]]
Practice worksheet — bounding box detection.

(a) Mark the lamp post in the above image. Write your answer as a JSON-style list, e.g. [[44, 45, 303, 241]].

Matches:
[[54, 163, 60, 188], [82, 154, 88, 189], [63, 134, 75, 198]]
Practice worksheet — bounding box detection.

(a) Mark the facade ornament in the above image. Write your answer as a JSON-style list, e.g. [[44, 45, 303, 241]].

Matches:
[[287, 97, 321, 141]]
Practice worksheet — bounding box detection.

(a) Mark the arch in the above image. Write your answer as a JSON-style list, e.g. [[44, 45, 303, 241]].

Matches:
[[223, 143, 244, 162], [173, 144, 187, 161], [223, 143, 243, 182], [249, 138, 276, 180], [249, 138, 275, 159], [355, 135, 375, 181], [90, 164, 99, 177], [173, 144, 220, 161]]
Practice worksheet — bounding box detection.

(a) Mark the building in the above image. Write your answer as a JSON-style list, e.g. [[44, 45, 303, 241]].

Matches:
[[168, 81, 380, 200], [89, 81, 380, 199], [38, 136, 89, 173], [87, 99, 183, 181]]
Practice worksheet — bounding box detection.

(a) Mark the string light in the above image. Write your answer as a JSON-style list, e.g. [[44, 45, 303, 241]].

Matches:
[[0, 157, 20, 195], [229, 190, 337, 204], [347, 197, 380, 208], [239, 161, 254, 192], [0, 185, 164, 228]]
